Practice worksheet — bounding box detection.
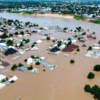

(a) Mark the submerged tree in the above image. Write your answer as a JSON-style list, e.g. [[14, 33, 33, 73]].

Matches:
[[87, 72, 95, 79]]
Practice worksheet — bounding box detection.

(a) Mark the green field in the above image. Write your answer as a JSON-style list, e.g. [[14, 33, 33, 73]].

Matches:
[[23, 11, 35, 15], [89, 19, 100, 24], [11, 11, 21, 13], [74, 15, 86, 21]]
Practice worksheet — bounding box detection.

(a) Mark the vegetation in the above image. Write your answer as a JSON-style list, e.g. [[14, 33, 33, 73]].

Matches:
[[63, 27, 68, 30], [82, 32, 86, 35], [31, 44, 35, 48], [7, 40, 13, 46], [2, 79, 6, 82], [18, 63, 23, 67], [43, 69, 46, 72], [20, 31, 24, 35], [19, 42, 24, 47], [11, 11, 21, 13], [46, 37, 50, 40], [23, 11, 35, 15], [89, 19, 100, 24], [57, 41, 62, 47], [88, 46, 92, 50], [39, 27, 43, 30], [0, 33, 8, 39], [77, 48, 80, 51], [24, 59, 27, 62], [11, 64, 17, 70], [15, 31, 18, 35], [70, 60, 75, 64], [74, 16, 86, 21], [52, 40, 55, 42], [39, 12, 45, 14], [84, 84, 91, 92], [10, 80, 15, 83], [35, 61, 40, 65], [67, 40, 72, 47], [87, 72, 95, 79], [94, 65, 100, 71], [84, 84, 100, 100], [31, 55, 35, 59], [28, 65, 33, 70]]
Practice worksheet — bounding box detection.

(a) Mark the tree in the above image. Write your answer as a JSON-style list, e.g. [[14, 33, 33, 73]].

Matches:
[[24, 59, 27, 62], [84, 85, 91, 92], [87, 72, 95, 79], [31, 44, 35, 48], [94, 65, 100, 71], [0, 33, 8, 39], [43, 69, 46, 71], [82, 32, 86, 35], [52, 40, 55, 42], [7, 40, 13, 46], [88, 46, 92, 50], [63, 27, 68, 30], [70, 60, 75, 64], [28, 65, 33, 70], [35, 61, 40, 65], [25, 39, 30, 43], [11, 64, 17, 70], [57, 41, 62, 47], [20, 31, 24, 35], [67, 40, 72, 46], [77, 48, 80, 51], [19, 42, 24, 47], [18, 63, 23, 67], [46, 37, 50, 40], [9, 33, 13, 37], [31, 55, 35, 59], [15, 32, 18, 35]]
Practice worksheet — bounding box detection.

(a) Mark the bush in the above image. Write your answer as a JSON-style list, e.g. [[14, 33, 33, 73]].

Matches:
[[94, 65, 100, 71], [35, 61, 40, 65], [11, 67, 15, 70], [70, 60, 75, 64], [43, 69, 46, 71], [46, 37, 50, 40], [31, 55, 35, 59], [88, 46, 92, 50], [18, 63, 23, 67], [34, 42, 37, 44], [87, 72, 95, 79], [2, 79, 6, 82], [31, 44, 35, 48], [27, 65, 33, 70], [10, 80, 15, 83], [77, 48, 80, 51], [6, 77, 8, 80], [24, 59, 27, 62], [52, 40, 55, 42], [11, 64, 17, 70], [84, 85, 91, 92]]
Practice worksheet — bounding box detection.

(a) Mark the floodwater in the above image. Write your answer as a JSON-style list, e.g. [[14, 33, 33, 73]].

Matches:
[[0, 13, 100, 100]]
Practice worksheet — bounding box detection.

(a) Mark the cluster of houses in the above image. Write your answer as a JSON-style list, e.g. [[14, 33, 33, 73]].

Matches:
[[0, 74, 18, 89], [0, 17, 99, 90]]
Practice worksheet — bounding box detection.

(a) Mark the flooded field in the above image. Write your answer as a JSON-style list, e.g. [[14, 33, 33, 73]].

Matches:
[[0, 13, 100, 100]]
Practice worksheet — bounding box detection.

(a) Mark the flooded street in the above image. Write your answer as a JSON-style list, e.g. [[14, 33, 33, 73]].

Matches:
[[0, 13, 100, 100]]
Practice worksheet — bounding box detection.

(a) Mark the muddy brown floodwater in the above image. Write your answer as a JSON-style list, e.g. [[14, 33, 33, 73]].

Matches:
[[0, 13, 100, 100]]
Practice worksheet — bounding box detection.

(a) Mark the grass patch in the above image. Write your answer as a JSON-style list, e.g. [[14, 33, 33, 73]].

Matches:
[[11, 11, 21, 14], [89, 19, 100, 24], [23, 11, 35, 15], [74, 15, 86, 21]]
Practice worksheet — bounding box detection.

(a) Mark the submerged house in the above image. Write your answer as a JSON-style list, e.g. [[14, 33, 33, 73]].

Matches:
[[4, 48, 18, 56], [49, 46, 60, 54]]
